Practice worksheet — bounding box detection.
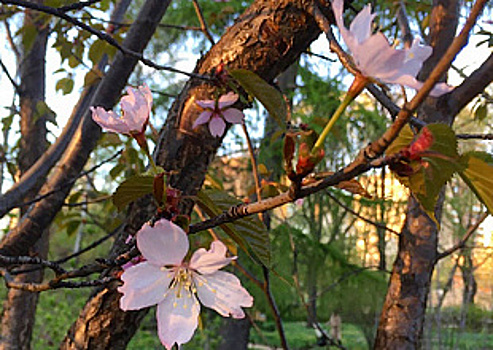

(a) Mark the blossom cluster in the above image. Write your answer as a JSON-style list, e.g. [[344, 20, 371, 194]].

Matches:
[[91, 87, 252, 349]]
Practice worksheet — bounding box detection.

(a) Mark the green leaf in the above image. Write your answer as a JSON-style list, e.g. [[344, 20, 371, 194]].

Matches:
[[388, 124, 461, 217], [230, 69, 287, 127], [68, 55, 80, 69], [112, 174, 154, 210], [459, 151, 493, 214], [197, 189, 270, 267], [35, 101, 57, 126], [88, 40, 106, 65], [55, 77, 74, 95], [386, 124, 414, 156]]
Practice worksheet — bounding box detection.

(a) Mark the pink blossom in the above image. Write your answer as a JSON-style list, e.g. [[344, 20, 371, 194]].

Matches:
[[118, 219, 253, 350], [194, 92, 244, 137], [332, 0, 452, 97], [91, 84, 152, 134]]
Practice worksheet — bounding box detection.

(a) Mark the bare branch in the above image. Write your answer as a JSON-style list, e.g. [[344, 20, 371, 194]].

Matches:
[[449, 53, 493, 115], [0, 0, 210, 80], [456, 133, 493, 140], [325, 191, 400, 235], [0, 0, 129, 219], [0, 57, 20, 94], [58, 0, 103, 12], [397, 0, 413, 48], [436, 211, 489, 260], [192, 0, 215, 45]]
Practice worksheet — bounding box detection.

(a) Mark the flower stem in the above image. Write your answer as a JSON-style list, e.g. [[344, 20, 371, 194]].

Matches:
[[132, 132, 159, 174], [310, 93, 353, 156], [310, 76, 367, 157], [143, 145, 159, 174]]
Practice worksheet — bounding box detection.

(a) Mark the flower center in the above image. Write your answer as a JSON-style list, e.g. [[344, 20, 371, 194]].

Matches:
[[169, 267, 196, 299]]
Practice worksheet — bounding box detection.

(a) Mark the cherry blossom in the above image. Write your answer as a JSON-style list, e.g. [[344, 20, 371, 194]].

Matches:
[[118, 219, 253, 350], [332, 0, 452, 97], [194, 92, 244, 137], [91, 84, 153, 134]]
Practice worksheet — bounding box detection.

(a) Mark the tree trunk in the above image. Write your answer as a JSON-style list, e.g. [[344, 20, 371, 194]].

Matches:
[[0, 3, 49, 348], [374, 196, 439, 349], [217, 318, 252, 350], [374, 0, 460, 348], [60, 1, 328, 348]]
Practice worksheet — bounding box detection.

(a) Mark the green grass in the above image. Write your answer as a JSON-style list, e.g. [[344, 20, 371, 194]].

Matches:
[[249, 321, 368, 350]]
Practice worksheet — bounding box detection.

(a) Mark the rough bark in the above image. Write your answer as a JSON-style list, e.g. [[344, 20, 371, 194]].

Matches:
[[0, 3, 49, 348], [374, 196, 439, 349], [61, 1, 327, 348], [374, 1, 460, 348]]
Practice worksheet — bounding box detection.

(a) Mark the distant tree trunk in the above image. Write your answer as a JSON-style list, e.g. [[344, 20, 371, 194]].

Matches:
[[0, 2, 49, 349], [377, 167, 386, 271], [217, 318, 251, 350], [459, 251, 477, 306]]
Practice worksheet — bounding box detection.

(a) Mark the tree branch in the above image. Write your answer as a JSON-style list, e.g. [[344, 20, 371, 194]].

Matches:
[[0, 0, 172, 257], [0, 0, 210, 80], [0, 1, 129, 219], [449, 53, 493, 115], [436, 211, 488, 260]]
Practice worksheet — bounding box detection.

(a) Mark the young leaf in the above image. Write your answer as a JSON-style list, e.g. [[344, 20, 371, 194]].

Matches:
[[229, 69, 287, 126], [387, 124, 461, 216], [197, 189, 270, 267], [459, 152, 493, 214], [55, 77, 74, 95], [112, 174, 154, 210]]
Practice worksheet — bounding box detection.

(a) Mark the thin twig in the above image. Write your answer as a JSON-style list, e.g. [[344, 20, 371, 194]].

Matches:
[[17, 149, 123, 209], [58, 0, 103, 12], [456, 133, 493, 140], [192, 0, 215, 45], [0, 0, 211, 80], [436, 211, 489, 260], [325, 190, 400, 235], [242, 123, 263, 222], [0, 57, 20, 94], [262, 266, 289, 350]]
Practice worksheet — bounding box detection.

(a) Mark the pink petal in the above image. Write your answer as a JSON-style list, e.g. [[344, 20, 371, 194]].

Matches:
[[139, 83, 153, 111], [137, 219, 189, 266], [120, 87, 149, 131], [332, 0, 359, 55], [193, 111, 213, 129], [156, 287, 200, 350], [118, 262, 173, 310], [209, 116, 226, 137], [195, 98, 216, 109], [357, 34, 405, 79], [348, 4, 375, 44], [428, 82, 454, 97], [222, 108, 244, 124], [189, 240, 235, 274], [91, 106, 131, 134], [217, 92, 239, 109], [194, 270, 253, 318]]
